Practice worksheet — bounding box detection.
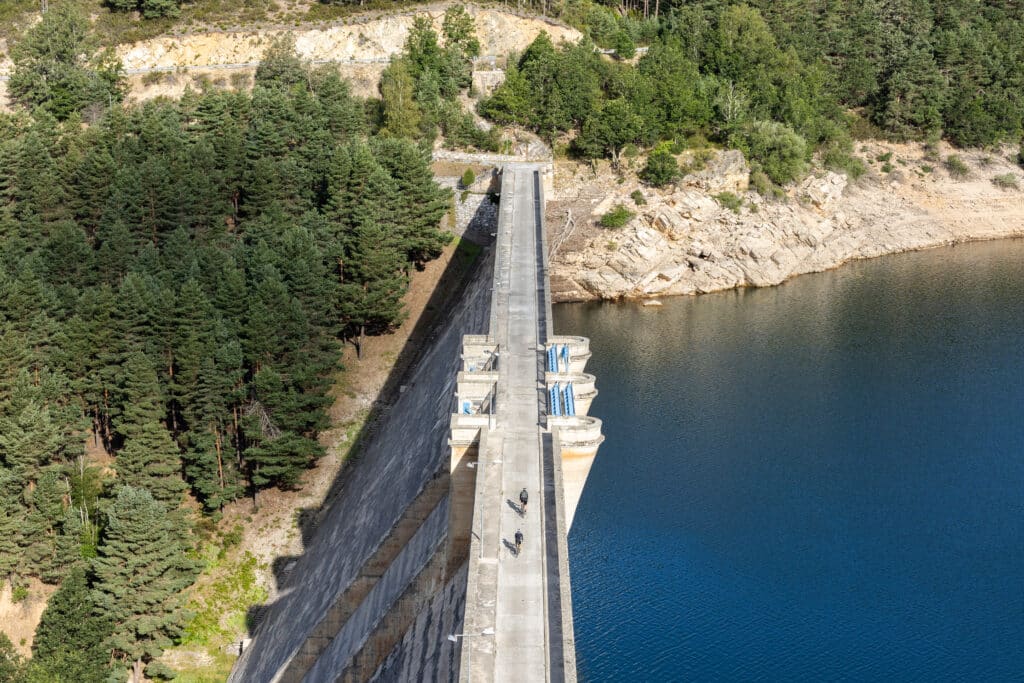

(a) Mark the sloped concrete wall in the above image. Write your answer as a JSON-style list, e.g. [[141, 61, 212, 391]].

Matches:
[[229, 249, 494, 683]]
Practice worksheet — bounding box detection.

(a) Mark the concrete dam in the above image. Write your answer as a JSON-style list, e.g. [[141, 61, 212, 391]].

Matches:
[[228, 163, 603, 682]]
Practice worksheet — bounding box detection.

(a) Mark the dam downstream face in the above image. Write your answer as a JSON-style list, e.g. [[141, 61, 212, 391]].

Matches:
[[555, 239, 1024, 682]]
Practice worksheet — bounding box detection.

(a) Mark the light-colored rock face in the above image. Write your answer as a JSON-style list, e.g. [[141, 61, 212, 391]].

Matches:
[[548, 143, 1024, 302], [0, 7, 580, 104], [115, 9, 579, 71]]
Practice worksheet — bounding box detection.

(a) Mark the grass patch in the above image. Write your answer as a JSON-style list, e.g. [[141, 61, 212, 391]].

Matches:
[[944, 154, 970, 179], [599, 204, 635, 228], [992, 173, 1019, 190], [881, 161, 894, 173], [630, 190, 646, 205], [169, 550, 269, 679], [714, 191, 743, 213]]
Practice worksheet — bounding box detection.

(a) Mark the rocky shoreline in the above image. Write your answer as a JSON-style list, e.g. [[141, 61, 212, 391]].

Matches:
[[547, 142, 1024, 303]]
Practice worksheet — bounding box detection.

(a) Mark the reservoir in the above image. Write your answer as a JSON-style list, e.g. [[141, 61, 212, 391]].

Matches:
[[556, 239, 1024, 681]]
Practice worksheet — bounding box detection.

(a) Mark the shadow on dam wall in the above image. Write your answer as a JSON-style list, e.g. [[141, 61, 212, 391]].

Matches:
[[231, 197, 497, 683]]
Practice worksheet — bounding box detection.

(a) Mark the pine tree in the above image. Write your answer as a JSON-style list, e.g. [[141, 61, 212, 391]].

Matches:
[[380, 59, 422, 138], [0, 475, 23, 581], [53, 507, 87, 577], [0, 394, 61, 480], [23, 467, 67, 582], [372, 138, 452, 267], [339, 221, 409, 357], [255, 35, 308, 90], [92, 486, 198, 683], [32, 566, 112, 683], [115, 352, 186, 505], [0, 633, 23, 683], [8, 4, 123, 120]]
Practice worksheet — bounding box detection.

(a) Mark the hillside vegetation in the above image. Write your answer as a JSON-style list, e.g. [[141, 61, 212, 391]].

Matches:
[[1, 0, 1023, 681], [476, 0, 1024, 186], [0, 8, 456, 681]]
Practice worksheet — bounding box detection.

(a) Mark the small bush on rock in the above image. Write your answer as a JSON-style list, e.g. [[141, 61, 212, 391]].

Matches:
[[737, 121, 808, 184], [600, 204, 635, 228], [640, 147, 680, 187], [460, 168, 476, 189], [714, 191, 743, 213]]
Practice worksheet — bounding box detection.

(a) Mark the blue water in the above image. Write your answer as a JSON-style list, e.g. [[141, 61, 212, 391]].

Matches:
[[556, 240, 1024, 682]]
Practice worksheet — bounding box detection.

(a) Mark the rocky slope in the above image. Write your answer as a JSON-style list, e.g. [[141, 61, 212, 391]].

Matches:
[[548, 143, 1024, 302], [0, 6, 580, 105]]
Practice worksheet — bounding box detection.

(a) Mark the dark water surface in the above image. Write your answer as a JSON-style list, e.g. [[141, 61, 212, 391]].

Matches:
[[556, 240, 1024, 682]]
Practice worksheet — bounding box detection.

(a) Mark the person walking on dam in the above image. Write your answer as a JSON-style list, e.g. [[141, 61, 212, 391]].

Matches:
[[519, 487, 529, 514], [514, 529, 523, 555]]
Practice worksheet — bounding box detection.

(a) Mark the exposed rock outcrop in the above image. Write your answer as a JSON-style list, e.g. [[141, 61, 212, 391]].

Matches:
[[0, 6, 580, 105], [548, 143, 1024, 302]]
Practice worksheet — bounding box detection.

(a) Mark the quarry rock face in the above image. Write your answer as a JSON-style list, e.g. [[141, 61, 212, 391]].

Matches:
[[549, 144, 1024, 301]]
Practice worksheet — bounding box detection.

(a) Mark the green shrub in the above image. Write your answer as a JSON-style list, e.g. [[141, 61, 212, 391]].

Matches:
[[11, 585, 28, 603], [921, 164, 934, 173], [992, 173, 1019, 189], [600, 204, 635, 228], [142, 70, 165, 86], [460, 168, 476, 188], [823, 143, 867, 179], [877, 151, 893, 163], [881, 162, 894, 173], [714, 191, 743, 213], [739, 120, 808, 184], [945, 154, 970, 179], [630, 190, 646, 205], [612, 30, 636, 60], [750, 169, 773, 196], [640, 147, 680, 187], [1017, 141, 1024, 168]]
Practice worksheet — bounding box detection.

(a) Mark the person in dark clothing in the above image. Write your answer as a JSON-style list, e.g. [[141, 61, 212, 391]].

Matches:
[[519, 487, 529, 514], [514, 529, 523, 555]]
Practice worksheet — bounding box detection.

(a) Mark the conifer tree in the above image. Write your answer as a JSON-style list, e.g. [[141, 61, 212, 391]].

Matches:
[[380, 59, 422, 139], [8, 5, 123, 120], [0, 633, 23, 683], [339, 221, 408, 357], [53, 507, 87, 576], [92, 486, 198, 683], [115, 352, 186, 505], [32, 566, 112, 683], [0, 478, 23, 580], [22, 467, 67, 582], [372, 138, 452, 267], [0, 395, 61, 480]]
